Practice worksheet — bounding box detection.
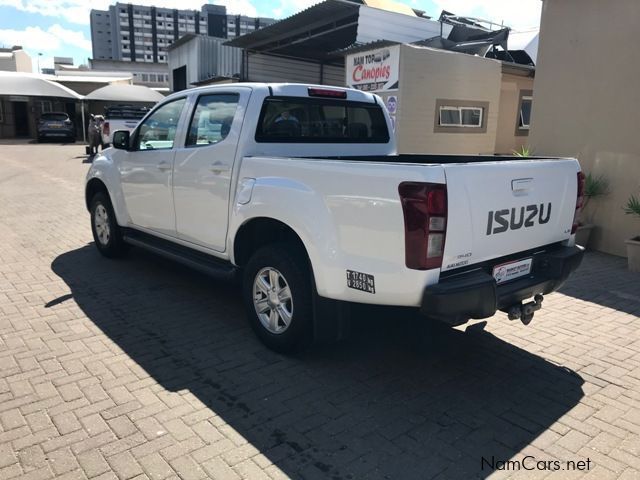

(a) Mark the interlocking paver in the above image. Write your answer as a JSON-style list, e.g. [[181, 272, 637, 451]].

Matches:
[[0, 142, 639, 480]]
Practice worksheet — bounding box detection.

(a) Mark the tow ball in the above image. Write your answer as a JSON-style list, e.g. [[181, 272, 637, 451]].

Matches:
[[507, 294, 544, 325]]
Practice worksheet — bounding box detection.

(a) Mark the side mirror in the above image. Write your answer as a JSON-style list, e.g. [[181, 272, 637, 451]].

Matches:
[[112, 130, 130, 150]]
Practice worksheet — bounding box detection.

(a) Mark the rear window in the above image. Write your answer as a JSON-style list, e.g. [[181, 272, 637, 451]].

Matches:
[[255, 96, 390, 143], [41, 113, 69, 121], [105, 106, 149, 120]]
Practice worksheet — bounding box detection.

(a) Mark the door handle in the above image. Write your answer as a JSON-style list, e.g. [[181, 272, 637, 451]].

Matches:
[[210, 161, 230, 174], [157, 161, 171, 171]]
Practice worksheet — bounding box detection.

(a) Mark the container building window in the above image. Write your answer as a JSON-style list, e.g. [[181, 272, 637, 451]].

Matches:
[[439, 106, 483, 127], [519, 96, 532, 130]]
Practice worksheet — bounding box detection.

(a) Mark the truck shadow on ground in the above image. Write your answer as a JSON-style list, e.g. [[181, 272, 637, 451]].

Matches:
[[51, 245, 584, 480], [558, 251, 640, 317]]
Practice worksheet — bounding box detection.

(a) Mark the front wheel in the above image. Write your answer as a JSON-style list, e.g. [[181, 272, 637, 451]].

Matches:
[[242, 244, 313, 353], [90, 192, 127, 258]]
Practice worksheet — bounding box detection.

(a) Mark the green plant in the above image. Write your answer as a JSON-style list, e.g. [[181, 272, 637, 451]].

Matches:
[[582, 173, 609, 211], [624, 194, 640, 218], [512, 145, 532, 157], [577, 173, 609, 225]]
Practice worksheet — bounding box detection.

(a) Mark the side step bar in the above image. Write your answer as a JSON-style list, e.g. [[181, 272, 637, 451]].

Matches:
[[122, 228, 238, 281]]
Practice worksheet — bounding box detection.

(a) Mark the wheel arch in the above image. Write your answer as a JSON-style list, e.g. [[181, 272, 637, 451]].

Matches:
[[233, 217, 311, 269], [85, 178, 109, 211]]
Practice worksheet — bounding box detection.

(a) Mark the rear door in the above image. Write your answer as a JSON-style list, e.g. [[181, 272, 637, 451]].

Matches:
[[441, 159, 578, 272], [172, 87, 250, 252]]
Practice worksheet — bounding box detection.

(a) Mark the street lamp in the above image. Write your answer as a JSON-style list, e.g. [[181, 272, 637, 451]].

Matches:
[[37, 52, 42, 74]]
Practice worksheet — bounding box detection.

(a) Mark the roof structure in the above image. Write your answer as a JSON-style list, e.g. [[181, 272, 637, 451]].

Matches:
[[0, 71, 82, 99], [84, 84, 165, 102]]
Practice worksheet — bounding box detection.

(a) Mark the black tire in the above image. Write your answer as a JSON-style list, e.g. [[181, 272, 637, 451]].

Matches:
[[90, 192, 127, 258], [242, 244, 314, 353]]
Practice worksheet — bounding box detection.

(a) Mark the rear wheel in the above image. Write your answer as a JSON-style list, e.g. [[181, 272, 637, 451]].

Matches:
[[90, 192, 127, 258], [242, 244, 313, 353]]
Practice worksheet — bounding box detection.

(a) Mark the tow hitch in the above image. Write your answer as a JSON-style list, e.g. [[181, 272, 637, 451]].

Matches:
[[507, 294, 544, 325]]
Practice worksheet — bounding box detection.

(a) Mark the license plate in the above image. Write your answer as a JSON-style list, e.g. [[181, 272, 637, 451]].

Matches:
[[492, 258, 532, 284]]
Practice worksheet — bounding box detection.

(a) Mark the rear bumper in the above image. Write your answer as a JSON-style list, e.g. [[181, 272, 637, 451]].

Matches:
[[421, 245, 584, 323], [39, 129, 75, 138]]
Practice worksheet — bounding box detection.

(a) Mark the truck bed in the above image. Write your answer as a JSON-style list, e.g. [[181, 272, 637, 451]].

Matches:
[[313, 154, 559, 164]]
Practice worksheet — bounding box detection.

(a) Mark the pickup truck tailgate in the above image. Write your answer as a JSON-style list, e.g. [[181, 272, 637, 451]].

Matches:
[[441, 159, 578, 272]]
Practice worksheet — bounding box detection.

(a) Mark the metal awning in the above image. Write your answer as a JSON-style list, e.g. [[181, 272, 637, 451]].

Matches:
[[0, 71, 82, 99], [225, 0, 362, 60]]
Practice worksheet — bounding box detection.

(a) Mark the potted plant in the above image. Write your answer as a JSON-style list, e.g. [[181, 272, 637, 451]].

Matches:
[[624, 194, 640, 272], [575, 173, 609, 248]]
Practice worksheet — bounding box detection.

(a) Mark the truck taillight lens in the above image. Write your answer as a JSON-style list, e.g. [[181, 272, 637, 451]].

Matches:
[[103, 122, 110, 136], [572, 171, 586, 234], [399, 182, 447, 270]]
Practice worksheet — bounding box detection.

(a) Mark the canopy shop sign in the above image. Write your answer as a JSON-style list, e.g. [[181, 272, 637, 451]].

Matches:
[[346, 45, 400, 92]]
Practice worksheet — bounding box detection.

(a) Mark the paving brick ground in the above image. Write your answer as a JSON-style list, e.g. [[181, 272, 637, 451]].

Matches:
[[1, 142, 639, 480]]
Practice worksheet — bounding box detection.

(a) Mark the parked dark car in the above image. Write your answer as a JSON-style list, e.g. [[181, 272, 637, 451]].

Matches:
[[37, 112, 75, 142]]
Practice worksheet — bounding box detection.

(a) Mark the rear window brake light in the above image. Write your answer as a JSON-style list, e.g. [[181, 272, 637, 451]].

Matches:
[[307, 88, 347, 99]]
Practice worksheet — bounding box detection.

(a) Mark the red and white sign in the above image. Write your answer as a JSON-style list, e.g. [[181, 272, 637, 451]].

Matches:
[[346, 45, 400, 92]]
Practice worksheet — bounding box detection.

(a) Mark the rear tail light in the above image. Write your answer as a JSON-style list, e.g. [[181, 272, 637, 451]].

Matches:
[[103, 122, 110, 136], [308, 87, 347, 99], [398, 182, 448, 270], [571, 171, 586, 234]]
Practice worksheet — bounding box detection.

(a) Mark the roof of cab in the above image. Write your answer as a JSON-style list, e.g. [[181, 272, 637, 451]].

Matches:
[[162, 82, 378, 104]]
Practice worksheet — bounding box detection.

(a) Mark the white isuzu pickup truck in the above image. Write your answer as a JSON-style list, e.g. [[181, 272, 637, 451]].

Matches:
[[85, 83, 584, 352]]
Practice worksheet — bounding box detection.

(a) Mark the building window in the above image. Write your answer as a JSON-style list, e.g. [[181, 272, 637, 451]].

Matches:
[[0, 101, 4, 123], [434, 99, 489, 133], [40, 101, 53, 113], [516, 90, 533, 136], [439, 106, 483, 128]]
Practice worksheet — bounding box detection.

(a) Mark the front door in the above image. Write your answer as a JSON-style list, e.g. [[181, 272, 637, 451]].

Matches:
[[120, 97, 187, 236], [172, 89, 249, 251]]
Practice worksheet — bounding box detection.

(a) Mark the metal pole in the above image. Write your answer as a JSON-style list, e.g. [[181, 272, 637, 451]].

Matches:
[[81, 101, 86, 143]]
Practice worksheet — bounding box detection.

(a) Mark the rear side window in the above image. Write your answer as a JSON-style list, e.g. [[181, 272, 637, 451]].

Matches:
[[186, 94, 239, 147], [255, 96, 390, 143]]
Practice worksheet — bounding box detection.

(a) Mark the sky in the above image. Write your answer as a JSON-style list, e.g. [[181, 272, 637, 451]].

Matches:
[[0, 0, 542, 73]]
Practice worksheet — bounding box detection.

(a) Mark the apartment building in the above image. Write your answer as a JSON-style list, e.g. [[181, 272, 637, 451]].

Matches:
[[90, 3, 274, 64]]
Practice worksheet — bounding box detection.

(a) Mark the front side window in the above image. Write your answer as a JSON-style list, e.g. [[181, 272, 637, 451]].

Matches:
[[186, 94, 239, 147], [256, 97, 390, 143], [136, 98, 186, 151]]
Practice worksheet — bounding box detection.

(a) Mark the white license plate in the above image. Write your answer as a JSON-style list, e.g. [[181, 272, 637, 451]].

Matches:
[[492, 258, 533, 284]]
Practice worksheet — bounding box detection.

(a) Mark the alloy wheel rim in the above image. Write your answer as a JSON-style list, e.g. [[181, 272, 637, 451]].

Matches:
[[252, 267, 293, 334], [94, 204, 111, 246]]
